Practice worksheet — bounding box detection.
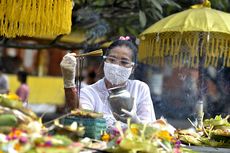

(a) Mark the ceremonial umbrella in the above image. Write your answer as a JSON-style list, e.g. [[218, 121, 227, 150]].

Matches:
[[138, 0, 230, 127], [0, 0, 72, 38]]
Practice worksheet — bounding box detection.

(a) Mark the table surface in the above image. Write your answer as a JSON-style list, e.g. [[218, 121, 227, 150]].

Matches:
[[186, 146, 230, 153]]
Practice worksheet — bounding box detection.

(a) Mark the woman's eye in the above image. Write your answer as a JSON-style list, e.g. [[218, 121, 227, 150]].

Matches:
[[108, 57, 115, 63], [110, 58, 116, 62], [121, 60, 130, 65]]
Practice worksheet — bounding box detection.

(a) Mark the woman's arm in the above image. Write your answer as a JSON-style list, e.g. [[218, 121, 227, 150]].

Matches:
[[60, 53, 79, 112], [64, 87, 79, 111], [79, 87, 94, 110], [136, 82, 156, 123]]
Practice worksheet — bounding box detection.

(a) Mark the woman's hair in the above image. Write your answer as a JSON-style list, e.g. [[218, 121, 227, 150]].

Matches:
[[106, 37, 138, 63], [0, 65, 5, 72], [17, 71, 28, 84]]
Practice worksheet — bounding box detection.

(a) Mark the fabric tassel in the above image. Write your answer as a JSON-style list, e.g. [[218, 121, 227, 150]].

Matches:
[[170, 39, 174, 56], [215, 39, 219, 58], [160, 39, 165, 57], [204, 56, 208, 67], [0, 0, 72, 38], [219, 39, 224, 58], [179, 53, 183, 68], [165, 38, 170, 55], [227, 50, 230, 67], [196, 54, 199, 68], [211, 56, 214, 66], [214, 57, 218, 67], [138, 32, 230, 68]]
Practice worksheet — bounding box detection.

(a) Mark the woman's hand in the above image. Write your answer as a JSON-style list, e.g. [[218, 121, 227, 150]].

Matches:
[[60, 53, 77, 88], [121, 108, 141, 124]]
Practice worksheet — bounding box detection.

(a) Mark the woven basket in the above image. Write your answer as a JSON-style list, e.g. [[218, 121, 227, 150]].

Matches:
[[61, 115, 106, 139]]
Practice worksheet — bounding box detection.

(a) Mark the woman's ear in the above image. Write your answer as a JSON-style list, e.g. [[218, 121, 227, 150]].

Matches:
[[131, 63, 137, 74]]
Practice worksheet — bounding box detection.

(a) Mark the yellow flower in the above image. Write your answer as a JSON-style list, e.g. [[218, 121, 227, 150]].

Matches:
[[8, 131, 15, 138], [14, 129, 22, 137], [7, 93, 20, 100], [14, 143, 21, 151], [156, 130, 172, 141], [101, 132, 110, 142], [130, 127, 139, 135]]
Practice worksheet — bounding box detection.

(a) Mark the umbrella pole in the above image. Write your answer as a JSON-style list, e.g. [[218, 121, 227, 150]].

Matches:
[[197, 34, 208, 128], [197, 56, 205, 128]]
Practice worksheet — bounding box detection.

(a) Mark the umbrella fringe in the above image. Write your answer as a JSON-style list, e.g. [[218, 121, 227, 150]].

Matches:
[[0, 0, 72, 38], [138, 33, 230, 68]]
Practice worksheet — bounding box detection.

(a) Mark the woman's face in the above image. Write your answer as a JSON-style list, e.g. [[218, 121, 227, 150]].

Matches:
[[106, 46, 133, 68], [103, 46, 134, 87]]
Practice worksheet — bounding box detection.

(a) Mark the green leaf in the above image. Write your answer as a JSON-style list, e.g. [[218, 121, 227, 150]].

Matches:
[[164, 0, 181, 9], [139, 10, 147, 28], [126, 26, 138, 36], [52, 135, 73, 146], [119, 138, 157, 153], [214, 115, 223, 120], [168, 1, 181, 9], [118, 27, 126, 35], [92, 0, 106, 6], [150, 0, 163, 13], [152, 10, 163, 20]]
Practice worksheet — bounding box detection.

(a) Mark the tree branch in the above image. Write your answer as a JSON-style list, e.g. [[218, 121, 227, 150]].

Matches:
[[49, 34, 64, 45], [0, 38, 110, 51]]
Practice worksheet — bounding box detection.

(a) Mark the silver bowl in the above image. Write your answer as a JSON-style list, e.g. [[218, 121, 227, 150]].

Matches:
[[108, 86, 134, 117]]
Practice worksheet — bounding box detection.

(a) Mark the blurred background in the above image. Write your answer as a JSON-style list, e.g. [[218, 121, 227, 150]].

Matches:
[[0, 0, 229, 128]]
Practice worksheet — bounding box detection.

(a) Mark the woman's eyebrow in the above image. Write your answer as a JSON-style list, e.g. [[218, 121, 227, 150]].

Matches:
[[108, 55, 116, 58], [121, 57, 131, 61], [108, 55, 130, 61]]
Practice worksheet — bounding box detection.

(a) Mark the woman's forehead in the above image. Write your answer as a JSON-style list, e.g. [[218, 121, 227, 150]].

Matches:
[[109, 46, 132, 59]]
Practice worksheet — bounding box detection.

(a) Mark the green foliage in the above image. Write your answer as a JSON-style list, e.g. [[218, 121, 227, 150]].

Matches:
[[52, 135, 73, 146], [0, 114, 18, 126], [72, 0, 181, 43], [174, 0, 230, 12], [210, 0, 230, 12], [139, 10, 146, 28], [203, 115, 230, 126], [72, 0, 230, 47]]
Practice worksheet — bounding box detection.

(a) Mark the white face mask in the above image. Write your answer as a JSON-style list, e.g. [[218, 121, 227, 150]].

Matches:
[[104, 62, 132, 85]]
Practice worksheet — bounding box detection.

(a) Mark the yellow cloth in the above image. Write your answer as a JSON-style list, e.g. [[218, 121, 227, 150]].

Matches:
[[0, 0, 72, 38], [9, 75, 64, 105]]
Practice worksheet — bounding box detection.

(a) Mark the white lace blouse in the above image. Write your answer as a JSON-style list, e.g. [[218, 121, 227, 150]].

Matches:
[[79, 78, 156, 128]]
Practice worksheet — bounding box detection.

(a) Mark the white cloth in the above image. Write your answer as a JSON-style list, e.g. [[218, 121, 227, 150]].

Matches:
[[80, 78, 156, 127]]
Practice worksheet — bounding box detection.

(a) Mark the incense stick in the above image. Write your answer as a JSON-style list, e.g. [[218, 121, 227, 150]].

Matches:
[[74, 49, 103, 57]]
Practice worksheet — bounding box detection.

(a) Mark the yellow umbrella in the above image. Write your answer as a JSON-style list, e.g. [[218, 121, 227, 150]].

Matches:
[[139, 0, 230, 68], [0, 0, 72, 38], [138, 0, 230, 128]]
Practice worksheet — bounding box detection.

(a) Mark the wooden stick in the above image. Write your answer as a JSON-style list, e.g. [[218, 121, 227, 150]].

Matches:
[[43, 112, 71, 126], [74, 49, 103, 57]]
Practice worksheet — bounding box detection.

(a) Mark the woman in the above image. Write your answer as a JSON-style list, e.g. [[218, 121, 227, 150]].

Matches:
[[0, 65, 9, 94], [60, 36, 156, 127], [16, 71, 29, 107]]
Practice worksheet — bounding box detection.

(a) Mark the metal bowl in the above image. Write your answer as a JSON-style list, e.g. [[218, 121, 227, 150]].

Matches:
[[108, 86, 134, 116]]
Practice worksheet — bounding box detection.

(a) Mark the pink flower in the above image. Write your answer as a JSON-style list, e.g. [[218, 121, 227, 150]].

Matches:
[[119, 36, 130, 40], [44, 141, 52, 147], [116, 137, 122, 144], [173, 148, 181, 153], [19, 137, 28, 143]]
